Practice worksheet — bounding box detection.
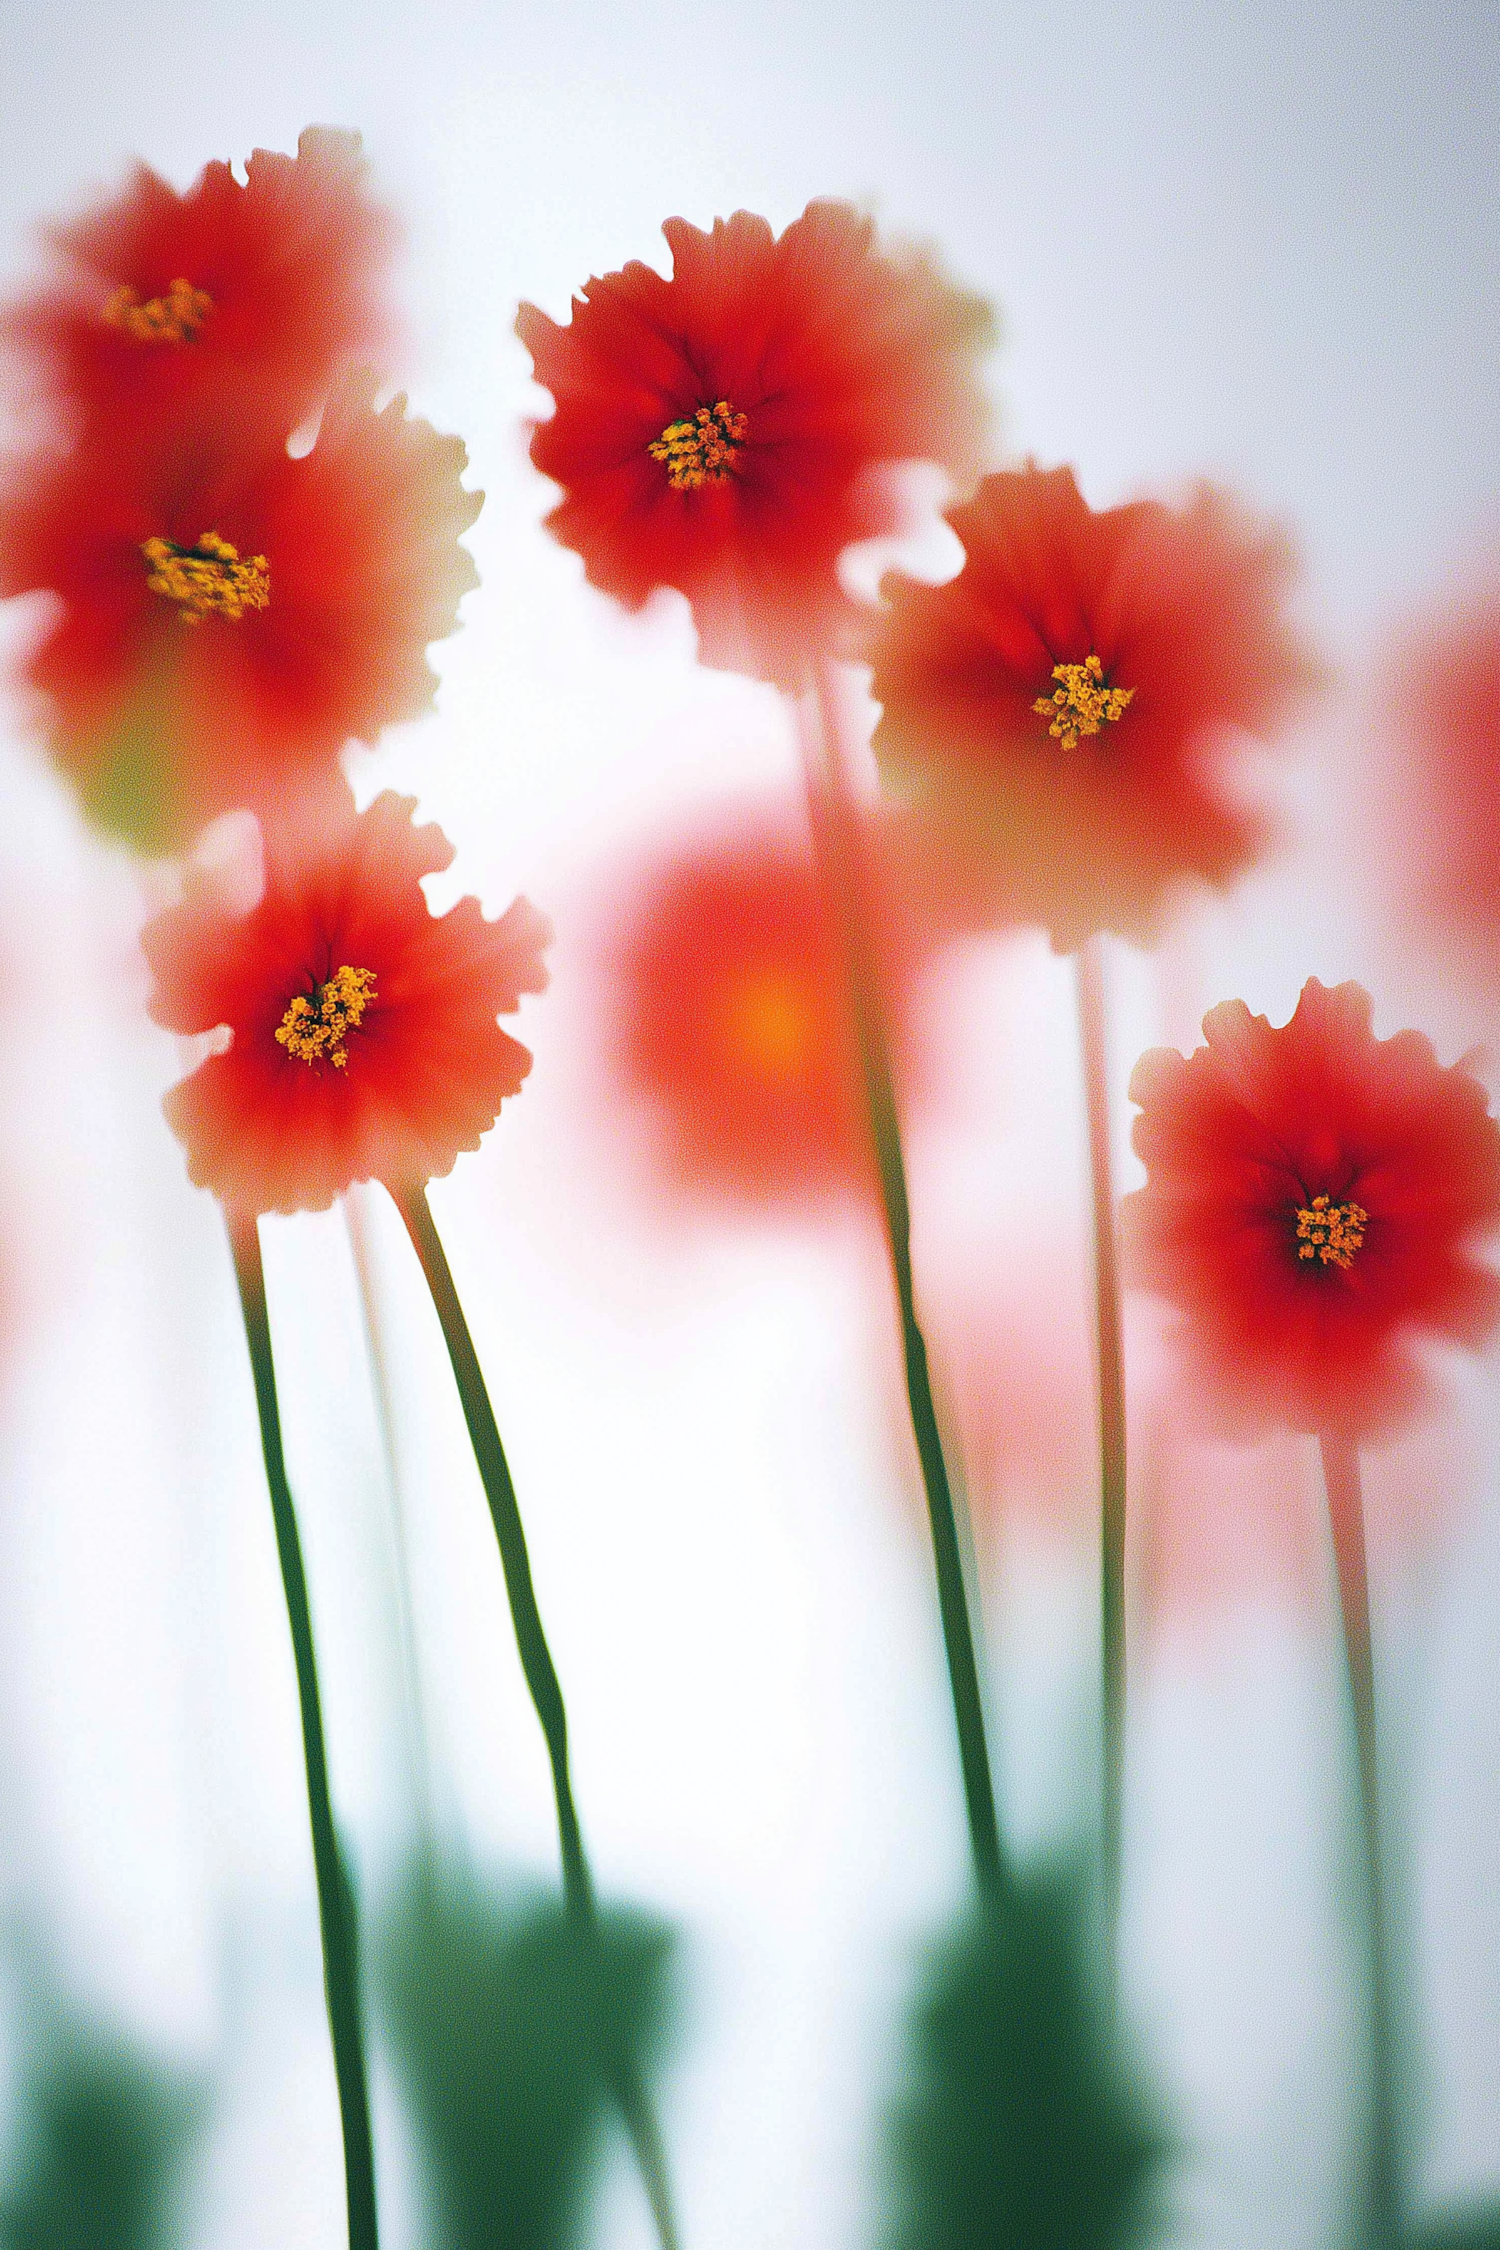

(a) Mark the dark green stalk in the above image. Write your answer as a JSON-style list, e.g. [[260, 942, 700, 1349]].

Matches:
[[806, 660, 1007, 1904], [391, 1183, 681, 2250], [1076, 935, 1127, 1965], [228, 1214, 380, 2250], [1320, 1431, 1401, 2250]]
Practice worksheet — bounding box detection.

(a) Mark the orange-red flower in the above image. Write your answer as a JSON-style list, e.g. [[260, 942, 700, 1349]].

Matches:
[[2, 128, 395, 447], [1383, 575, 1500, 984], [1123, 979, 1500, 1441], [143, 789, 548, 1216], [516, 203, 991, 691], [869, 463, 1317, 951], [0, 371, 480, 851], [595, 800, 893, 1213]]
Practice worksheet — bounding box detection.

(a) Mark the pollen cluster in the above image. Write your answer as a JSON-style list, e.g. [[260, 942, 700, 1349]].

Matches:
[[1033, 652, 1135, 751], [648, 401, 749, 491], [142, 532, 270, 624], [275, 965, 377, 1070], [1295, 1194, 1368, 1270], [104, 277, 213, 344]]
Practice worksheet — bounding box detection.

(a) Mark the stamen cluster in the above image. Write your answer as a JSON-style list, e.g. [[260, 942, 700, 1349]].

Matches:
[[141, 531, 270, 623], [1033, 652, 1135, 751], [275, 964, 377, 1069], [1295, 1194, 1368, 1269], [648, 401, 748, 491], [103, 276, 213, 343]]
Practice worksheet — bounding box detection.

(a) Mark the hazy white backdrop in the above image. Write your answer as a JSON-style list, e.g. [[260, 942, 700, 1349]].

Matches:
[[0, 3, 1497, 2248]]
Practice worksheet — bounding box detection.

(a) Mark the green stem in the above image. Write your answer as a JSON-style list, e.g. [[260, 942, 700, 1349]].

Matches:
[[805, 660, 1007, 1903], [1320, 1431, 1401, 2250], [391, 1183, 681, 2250], [228, 1215, 380, 2250], [1076, 935, 1127, 1965]]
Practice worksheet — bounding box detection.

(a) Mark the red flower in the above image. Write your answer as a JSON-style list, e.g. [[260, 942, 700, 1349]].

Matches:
[[2, 128, 395, 447], [1384, 574, 1500, 983], [595, 800, 894, 1213], [868, 463, 1317, 951], [0, 370, 481, 851], [516, 203, 992, 691], [1123, 978, 1500, 1440], [143, 789, 549, 1216]]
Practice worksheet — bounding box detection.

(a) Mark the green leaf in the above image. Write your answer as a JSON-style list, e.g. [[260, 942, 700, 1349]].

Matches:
[[0, 1999, 205, 2250], [380, 1856, 676, 2250], [880, 1869, 1163, 2250], [1416, 2211, 1500, 2250]]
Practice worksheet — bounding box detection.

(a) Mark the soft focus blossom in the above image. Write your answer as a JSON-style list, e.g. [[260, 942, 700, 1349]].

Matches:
[[595, 800, 892, 1213], [0, 371, 480, 851], [2, 128, 395, 447], [868, 463, 1317, 952], [516, 202, 992, 690], [143, 789, 549, 1215], [1123, 978, 1500, 1441], [1383, 574, 1500, 989]]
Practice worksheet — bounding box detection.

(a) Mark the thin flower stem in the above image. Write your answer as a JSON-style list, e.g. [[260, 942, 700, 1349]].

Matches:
[[805, 659, 1007, 1904], [1076, 935, 1127, 1965], [1319, 1431, 1401, 2250], [391, 1183, 681, 2250], [227, 1215, 380, 2250]]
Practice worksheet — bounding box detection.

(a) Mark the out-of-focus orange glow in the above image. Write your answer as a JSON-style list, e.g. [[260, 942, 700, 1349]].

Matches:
[[587, 795, 938, 1217]]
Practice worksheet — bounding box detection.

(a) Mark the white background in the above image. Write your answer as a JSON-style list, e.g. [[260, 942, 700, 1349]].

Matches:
[[0, 2, 1497, 2246]]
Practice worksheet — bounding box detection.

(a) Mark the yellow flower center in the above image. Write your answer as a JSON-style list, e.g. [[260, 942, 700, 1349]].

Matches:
[[142, 532, 270, 624], [648, 401, 749, 491], [725, 972, 812, 1078], [104, 277, 213, 344], [275, 966, 377, 1070], [1294, 1194, 1368, 1270], [1032, 652, 1135, 751]]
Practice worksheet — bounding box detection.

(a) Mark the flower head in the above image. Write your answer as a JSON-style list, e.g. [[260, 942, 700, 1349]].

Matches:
[[1123, 978, 1500, 1440], [869, 463, 1317, 951], [596, 800, 886, 1213], [1383, 574, 1500, 986], [516, 203, 992, 691], [3, 128, 396, 446], [143, 790, 549, 1215], [0, 370, 481, 851]]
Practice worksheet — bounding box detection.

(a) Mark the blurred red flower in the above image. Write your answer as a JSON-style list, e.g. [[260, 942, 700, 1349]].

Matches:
[[2, 128, 395, 447], [1123, 978, 1500, 1440], [143, 789, 549, 1216], [1384, 575, 1500, 984], [0, 370, 480, 851], [516, 202, 992, 690], [868, 463, 1317, 951], [597, 800, 910, 1213]]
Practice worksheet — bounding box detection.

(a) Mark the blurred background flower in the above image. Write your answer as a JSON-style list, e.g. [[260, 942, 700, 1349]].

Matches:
[[0, 127, 397, 452]]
